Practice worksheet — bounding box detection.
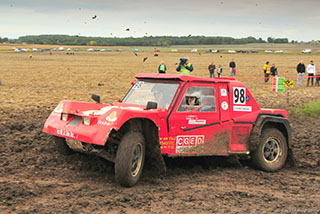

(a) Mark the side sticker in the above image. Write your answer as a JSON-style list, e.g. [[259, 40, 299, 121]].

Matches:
[[176, 135, 205, 153], [221, 101, 229, 110], [106, 111, 117, 122], [220, 89, 227, 96], [233, 106, 252, 112], [188, 119, 206, 125]]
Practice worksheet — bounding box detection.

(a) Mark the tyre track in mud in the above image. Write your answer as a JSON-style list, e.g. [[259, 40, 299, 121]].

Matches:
[[0, 107, 319, 213]]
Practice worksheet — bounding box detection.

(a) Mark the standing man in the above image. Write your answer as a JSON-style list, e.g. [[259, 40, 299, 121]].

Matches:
[[208, 62, 216, 78], [229, 59, 236, 76], [158, 61, 167, 74], [263, 61, 270, 83], [307, 60, 316, 86], [176, 57, 194, 75], [270, 64, 278, 77], [296, 60, 306, 87]]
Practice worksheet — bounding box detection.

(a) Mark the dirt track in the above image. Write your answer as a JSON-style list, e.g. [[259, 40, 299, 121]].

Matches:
[[0, 51, 320, 213], [0, 107, 319, 214]]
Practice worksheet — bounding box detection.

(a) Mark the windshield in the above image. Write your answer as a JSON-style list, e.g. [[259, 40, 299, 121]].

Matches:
[[122, 81, 179, 109]]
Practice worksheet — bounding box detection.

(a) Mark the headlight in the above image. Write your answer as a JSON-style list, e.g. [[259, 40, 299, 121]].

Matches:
[[61, 113, 68, 121], [83, 117, 91, 125]]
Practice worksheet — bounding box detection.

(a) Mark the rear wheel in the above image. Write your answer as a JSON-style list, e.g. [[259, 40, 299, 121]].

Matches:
[[53, 136, 73, 155], [115, 132, 146, 187], [252, 128, 288, 171]]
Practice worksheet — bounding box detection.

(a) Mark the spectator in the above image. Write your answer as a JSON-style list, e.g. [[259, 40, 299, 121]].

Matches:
[[217, 65, 223, 77], [263, 61, 270, 83], [307, 60, 316, 86], [208, 62, 216, 78], [158, 61, 167, 74], [176, 57, 193, 75], [229, 59, 236, 76], [296, 60, 306, 87], [270, 64, 278, 77]]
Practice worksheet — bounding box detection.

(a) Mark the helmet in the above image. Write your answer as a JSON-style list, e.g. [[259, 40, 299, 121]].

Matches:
[[186, 91, 201, 105]]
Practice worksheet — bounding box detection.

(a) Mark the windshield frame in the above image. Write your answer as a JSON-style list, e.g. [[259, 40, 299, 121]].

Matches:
[[122, 80, 180, 110]]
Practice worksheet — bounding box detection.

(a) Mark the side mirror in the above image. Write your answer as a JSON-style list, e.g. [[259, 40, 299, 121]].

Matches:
[[146, 101, 157, 110], [91, 94, 100, 103]]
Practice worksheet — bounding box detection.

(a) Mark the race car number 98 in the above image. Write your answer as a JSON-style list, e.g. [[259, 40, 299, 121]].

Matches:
[[233, 87, 246, 104]]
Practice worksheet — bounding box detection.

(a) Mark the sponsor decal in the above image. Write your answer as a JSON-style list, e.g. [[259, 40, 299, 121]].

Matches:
[[220, 89, 227, 96], [233, 105, 252, 112], [176, 135, 205, 153], [106, 111, 117, 122], [57, 129, 76, 138], [97, 120, 111, 126], [221, 101, 229, 110], [188, 119, 206, 125], [160, 137, 176, 150], [186, 115, 198, 120], [54, 103, 64, 113]]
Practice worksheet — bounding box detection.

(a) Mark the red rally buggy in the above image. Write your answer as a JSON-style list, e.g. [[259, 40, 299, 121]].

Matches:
[[43, 74, 292, 187]]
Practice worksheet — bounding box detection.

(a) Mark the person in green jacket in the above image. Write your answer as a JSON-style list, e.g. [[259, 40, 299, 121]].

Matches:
[[176, 57, 194, 75], [158, 61, 167, 74]]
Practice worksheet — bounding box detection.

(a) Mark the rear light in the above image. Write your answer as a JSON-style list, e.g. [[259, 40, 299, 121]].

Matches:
[[61, 113, 68, 121], [83, 117, 91, 125]]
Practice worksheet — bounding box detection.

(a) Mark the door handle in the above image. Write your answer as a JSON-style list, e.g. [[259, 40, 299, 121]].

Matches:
[[180, 126, 186, 130]]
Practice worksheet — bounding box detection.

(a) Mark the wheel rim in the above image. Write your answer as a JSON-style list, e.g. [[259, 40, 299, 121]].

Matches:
[[131, 143, 143, 177], [263, 137, 281, 163]]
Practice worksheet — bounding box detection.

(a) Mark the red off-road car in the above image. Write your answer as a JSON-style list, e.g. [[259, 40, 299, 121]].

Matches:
[[43, 74, 291, 187]]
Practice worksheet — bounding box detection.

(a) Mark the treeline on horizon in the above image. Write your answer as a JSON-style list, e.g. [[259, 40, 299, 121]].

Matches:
[[0, 35, 293, 46]]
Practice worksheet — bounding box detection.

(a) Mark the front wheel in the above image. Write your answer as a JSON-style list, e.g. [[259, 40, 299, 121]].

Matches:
[[252, 128, 288, 171], [115, 132, 146, 187]]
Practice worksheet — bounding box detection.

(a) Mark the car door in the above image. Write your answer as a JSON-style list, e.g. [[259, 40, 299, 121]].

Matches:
[[168, 83, 231, 156]]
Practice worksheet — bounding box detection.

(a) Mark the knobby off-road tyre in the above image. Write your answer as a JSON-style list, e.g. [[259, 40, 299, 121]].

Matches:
[[252, 128, 288, 171], [53, 136, 73, 155], [115, 131, 146, 187]]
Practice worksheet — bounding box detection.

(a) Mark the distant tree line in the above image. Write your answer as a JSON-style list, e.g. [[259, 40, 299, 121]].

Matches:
[[2, 35, 291, 46], [0, 37, 9, 43]]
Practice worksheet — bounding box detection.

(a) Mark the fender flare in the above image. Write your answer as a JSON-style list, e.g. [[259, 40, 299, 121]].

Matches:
[[248, 114, 292, 152]]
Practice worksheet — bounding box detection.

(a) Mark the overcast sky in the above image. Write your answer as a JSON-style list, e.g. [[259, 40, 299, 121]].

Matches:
[[0, 0, 319, 41]]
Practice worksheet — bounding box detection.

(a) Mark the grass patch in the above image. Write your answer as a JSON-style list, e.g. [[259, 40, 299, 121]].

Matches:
[[290, 100, 320, 118]]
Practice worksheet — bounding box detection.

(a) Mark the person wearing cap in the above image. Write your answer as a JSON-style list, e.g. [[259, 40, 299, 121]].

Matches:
[[176, 57, 194, 75], [158, 61, 167, 74]]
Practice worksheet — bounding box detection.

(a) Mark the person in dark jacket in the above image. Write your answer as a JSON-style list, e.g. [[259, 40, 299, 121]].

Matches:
[[229, 59, 236, 76], [158, 61, 167, 74], [270, 64, 278, 77], [297, 60, 306, 87], [208, 62, 216, 78]]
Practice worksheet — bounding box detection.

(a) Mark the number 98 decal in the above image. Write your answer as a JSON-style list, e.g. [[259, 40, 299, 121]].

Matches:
[[233, 87, 246, 105]]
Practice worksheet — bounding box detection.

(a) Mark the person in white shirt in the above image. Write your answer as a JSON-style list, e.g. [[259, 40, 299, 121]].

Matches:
[[307, 60, 316, 86]]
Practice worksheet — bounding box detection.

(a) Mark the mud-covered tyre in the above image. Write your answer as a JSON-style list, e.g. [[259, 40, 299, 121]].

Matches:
[[53, 136, 73, 155], [252, 128, 288, 171], [115, 131, 145, 187]]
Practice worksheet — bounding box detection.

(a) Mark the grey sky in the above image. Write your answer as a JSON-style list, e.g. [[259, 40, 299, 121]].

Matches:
[[0, 0, 319, 41]]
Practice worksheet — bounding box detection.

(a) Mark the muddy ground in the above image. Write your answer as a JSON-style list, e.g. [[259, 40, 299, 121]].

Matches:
[[0, 102, 319, 214], [0, 51, 320, 213]]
